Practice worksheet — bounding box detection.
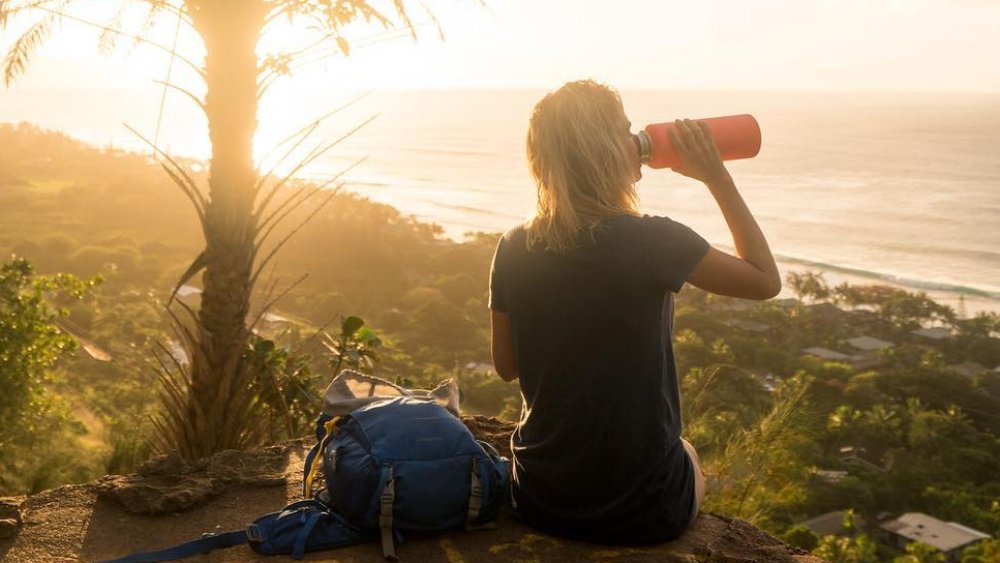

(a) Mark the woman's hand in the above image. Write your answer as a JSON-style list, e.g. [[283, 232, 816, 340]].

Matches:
[[668, 119, 731, 186]]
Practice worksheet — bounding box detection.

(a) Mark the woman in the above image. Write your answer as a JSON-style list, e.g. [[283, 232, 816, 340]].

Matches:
[[488, 80, 781, 544]]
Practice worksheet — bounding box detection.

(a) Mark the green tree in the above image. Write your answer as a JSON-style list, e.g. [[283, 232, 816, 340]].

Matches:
[[893, 541, 945, 563], [704, 375, 817, 527], [782, 525, 820, 551], [961, 538, 1000, 563], [0, 257, 100, 492], [325, 315, 382, 376], [2, 0, 468, 458], [813, 533, 879, 563], [787, 271, 831, 302]]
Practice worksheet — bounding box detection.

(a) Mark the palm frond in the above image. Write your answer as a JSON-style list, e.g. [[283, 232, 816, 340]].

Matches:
[[97, 3, 126, 54], [255, 156, 362, 247], [251, 112, 378, 228], [167, 249, 207, 305], [253, 89, 371, 193], [122, 122, 207, 215], [31, 4, 205, 80], [250, 187, 339, 288], [3, 2, 65, 86], [152, 79, 206, 114]]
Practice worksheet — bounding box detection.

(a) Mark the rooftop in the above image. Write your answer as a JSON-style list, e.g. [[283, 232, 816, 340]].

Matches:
[[796, 510, 859, 536], [912, 327, 952, 340], [845, 335, 894, 352], [948, 362, 988, 378], [730, 319, 773, 333], [880, 512, 990, 553], [803, 347, 853, 362]]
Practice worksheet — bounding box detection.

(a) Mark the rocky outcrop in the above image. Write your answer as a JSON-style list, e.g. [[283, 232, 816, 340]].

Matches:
[[0, 417, 825, 562], [96, 442, 291, 514], [0, 496, 23, 540]]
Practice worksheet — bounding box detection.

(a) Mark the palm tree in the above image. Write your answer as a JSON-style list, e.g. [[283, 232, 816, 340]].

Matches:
[[1, 0, 455, 459]]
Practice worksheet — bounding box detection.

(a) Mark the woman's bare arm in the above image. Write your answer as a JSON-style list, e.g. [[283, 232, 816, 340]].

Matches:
[[490, 310, 519, 382], [669, 119, 781, 300]]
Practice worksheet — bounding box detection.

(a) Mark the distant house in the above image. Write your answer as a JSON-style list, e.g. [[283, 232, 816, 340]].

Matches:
[[772, 298, 801, 309], [170, 284, 203, 307], [729, 319, 773, 334], [849, 310, 885, 333], [806, 302, 851, 322], [845, 335, 894, 353], [948, 361, 988, 379], [803, 347, 853, 362], [880, 512, 990, 562], [744, 371, 781, 393], [252, 311, 304, 341], [912, 327, 953, 340], [166, 339, 189, 367], [796, 510, 865, 536], [175, 284, 202, 298], [838, 445, 894, 472]]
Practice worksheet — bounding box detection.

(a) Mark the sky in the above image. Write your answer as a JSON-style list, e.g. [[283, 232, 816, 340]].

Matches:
[[1, 0, 999, 96], [1, 0, 999, 159]]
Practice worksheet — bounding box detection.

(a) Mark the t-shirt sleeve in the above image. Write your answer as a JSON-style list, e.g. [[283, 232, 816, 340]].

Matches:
[[488, 234, 509, 312], [643, 215, 710, 293]]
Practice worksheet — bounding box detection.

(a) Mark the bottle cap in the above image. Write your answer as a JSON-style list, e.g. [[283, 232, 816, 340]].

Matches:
[[633, 131, 652, 164]]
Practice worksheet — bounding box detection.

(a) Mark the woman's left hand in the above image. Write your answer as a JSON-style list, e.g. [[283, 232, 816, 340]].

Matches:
[[668, 119, 730, 186]]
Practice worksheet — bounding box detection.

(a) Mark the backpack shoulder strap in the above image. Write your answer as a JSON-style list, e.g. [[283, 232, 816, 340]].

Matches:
[[377, 464, 398, 561], [97, 530, 247, 563], [303, 415, 341, 497], [465, 457, 483, 528]]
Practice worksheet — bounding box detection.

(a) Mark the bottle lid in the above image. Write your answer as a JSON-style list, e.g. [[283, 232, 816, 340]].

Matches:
[[633, 131, 652, 164]]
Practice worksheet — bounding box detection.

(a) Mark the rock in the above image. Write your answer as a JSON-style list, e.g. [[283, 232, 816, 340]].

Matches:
[[136, 450, 192, 477], [97, 474, 224, 514], [0, 519, 19, 539], [97, 441, 297, 514], [204, 442, 294, 486], [0, 497, 23, 539]]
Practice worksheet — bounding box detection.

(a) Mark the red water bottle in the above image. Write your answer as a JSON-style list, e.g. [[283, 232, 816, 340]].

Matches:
[[634, 114, 761, 169]]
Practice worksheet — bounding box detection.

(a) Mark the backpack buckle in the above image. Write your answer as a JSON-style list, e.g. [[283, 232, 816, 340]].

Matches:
[[246, 524, 264, 544]]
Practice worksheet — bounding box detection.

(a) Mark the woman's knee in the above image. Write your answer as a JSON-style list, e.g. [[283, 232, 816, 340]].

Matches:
[[681, 438, 707, 512], [681, 438, 701, 466]]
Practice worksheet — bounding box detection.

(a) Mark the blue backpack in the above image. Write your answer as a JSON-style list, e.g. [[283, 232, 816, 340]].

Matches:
[[305, 395, 510, 559], [101, 377, 510, 562]]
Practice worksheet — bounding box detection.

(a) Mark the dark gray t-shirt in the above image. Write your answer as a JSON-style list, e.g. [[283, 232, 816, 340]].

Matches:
[[489, 213, 710, 544]]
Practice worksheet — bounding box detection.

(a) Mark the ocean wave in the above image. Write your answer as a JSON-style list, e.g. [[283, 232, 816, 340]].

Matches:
[[421, 200, 495, 216], [774, 253, 1000, 300]]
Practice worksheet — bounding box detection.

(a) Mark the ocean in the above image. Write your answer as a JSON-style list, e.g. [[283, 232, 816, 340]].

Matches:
[[4, 87, 1000, 312]]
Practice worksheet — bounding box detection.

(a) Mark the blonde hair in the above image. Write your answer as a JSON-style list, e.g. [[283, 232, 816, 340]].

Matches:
[[525, 80, 640, 253]]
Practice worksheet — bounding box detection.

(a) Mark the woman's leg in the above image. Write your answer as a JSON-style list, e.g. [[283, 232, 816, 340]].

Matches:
[[681, 438, 706, 520]]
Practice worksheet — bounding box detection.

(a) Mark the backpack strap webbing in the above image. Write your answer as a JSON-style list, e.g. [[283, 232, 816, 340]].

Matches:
[[465, 457, 483, 529], [291, 510, 325, 560], [97, 530, 247, 563], [378, 464, 398, 561], [303, 415, 340, 498]]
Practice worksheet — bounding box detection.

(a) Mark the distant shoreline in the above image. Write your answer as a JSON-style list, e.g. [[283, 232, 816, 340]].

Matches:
[[773, 259, 1000, 317], [4, 120, 997, 317]]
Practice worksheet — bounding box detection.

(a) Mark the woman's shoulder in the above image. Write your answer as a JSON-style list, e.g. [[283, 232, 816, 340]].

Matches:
[[499, 222, 529, 246], [600, 213, 675, 235]]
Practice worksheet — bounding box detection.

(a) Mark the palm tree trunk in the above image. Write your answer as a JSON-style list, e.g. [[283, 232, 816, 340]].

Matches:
[[185, 0, 267, 458]]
